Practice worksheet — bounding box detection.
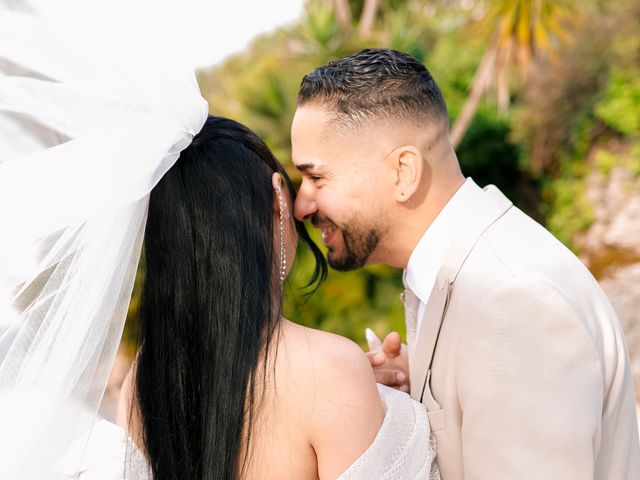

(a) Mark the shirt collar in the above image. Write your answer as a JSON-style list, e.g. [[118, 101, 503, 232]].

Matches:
[[404, 177, 482, 305]]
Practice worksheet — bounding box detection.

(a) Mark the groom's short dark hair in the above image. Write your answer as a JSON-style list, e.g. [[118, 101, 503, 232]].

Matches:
[[297, 48, 448, 129]]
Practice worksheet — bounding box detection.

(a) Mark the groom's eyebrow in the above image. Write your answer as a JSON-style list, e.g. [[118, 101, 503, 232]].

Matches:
[[296, 163, 327, 174]]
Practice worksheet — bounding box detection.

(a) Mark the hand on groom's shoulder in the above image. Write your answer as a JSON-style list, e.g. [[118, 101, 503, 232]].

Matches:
[[366, 329, 410, 393]]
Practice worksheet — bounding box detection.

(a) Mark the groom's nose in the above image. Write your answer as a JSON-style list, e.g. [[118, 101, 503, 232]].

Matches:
[[294, 185, 317, 221]]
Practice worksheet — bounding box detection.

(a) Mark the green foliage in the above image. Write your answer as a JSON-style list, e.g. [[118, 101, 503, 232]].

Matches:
[[546, 175, 594, 249], [427, 33, 485, 118], [384, 9, 427, 62], [595, 67, 640, 137], [595, 142, 640, 179], [512, 0, 640, 251], [300, 0, 345, 57], [232, 56, 297, 162], [542, 114, 594, 249], [595, 149, 620, 177], [456, 108, 523, 198]]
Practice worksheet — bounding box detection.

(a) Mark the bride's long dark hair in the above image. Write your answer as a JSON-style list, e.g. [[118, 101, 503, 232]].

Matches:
[[135, 116, 326, 479]]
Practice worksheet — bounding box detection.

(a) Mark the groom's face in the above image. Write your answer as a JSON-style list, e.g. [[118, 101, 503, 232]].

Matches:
[[291, 106, 391, 271]]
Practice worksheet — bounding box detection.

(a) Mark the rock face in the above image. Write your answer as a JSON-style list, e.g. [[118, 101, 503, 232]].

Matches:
[[577, 165, 640, 402], [579, 166, 640, 261]]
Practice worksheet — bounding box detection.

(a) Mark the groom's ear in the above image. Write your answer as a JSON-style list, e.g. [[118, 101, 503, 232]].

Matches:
[[388, 145, 423, 203]]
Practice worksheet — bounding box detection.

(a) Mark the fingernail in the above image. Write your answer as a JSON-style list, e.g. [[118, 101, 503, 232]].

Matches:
[[397, 372, 406, 383], [365, 328, 376, 343]]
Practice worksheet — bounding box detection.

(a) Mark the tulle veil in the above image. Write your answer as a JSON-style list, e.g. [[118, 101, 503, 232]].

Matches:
[[0, 0, 208, 476]]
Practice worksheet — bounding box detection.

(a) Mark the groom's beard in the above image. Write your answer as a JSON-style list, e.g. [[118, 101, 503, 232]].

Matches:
[[316, 214, 381, 271]]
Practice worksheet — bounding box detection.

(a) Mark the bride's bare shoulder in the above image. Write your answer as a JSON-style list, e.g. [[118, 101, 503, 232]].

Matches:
[[278, 319, 375, 383], [277, 319, 384, 478]]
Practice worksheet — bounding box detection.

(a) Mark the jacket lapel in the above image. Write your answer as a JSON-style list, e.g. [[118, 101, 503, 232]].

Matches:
[[409, 278, 452, 402], [409, 185, 513, 403]]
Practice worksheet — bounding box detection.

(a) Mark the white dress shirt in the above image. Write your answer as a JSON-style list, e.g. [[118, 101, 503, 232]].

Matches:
[[404, 177, 480, 334]]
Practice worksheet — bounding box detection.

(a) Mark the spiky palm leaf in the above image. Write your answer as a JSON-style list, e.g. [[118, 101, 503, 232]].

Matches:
[[450, 0, 575, 148]]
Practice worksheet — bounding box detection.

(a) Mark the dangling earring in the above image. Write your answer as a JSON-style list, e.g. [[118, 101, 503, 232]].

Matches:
[[275, 186, 287, 282]]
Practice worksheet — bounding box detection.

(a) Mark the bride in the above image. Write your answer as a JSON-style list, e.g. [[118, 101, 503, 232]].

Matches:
[[97, 115, 436, 479], [0, 1, 437, 478]]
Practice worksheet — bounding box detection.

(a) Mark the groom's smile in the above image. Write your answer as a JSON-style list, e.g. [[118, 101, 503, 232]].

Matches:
[[310, 212, 381, 271], [312, 214, 347, 263], [316, 220, 338, 248], [310, 212, 341, 247]]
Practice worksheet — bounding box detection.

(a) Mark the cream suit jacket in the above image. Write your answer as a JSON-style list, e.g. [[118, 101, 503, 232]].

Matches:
[[406, 184, 640, 479]]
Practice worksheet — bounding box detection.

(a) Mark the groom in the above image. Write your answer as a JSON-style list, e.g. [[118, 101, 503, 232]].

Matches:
[[291, 49, 640, 479]]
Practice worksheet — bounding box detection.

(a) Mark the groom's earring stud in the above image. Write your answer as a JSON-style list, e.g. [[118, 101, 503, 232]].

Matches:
[[275, 186, 287, 282]]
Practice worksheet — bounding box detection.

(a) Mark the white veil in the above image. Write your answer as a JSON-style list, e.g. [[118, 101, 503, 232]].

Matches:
[[0, 0, 208, 477]]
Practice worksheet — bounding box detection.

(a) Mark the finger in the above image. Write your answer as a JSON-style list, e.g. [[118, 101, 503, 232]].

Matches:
[[374, 369, 399, 386], [382, 331, 402, 357], [397, 384, 410, 393], [365, 327, 382, 352], [366, 350, 386, 367], [374, 369, 406, 387]]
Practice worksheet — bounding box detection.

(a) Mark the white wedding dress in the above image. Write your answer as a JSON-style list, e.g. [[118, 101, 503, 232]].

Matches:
[[56, 385, 440, 480]]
